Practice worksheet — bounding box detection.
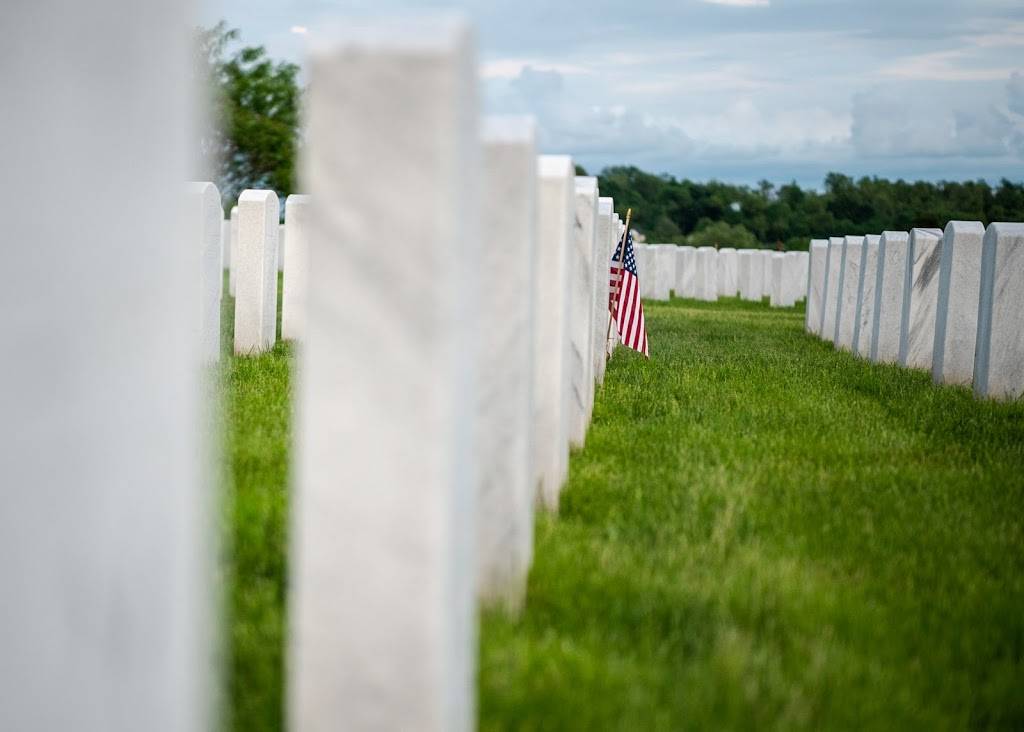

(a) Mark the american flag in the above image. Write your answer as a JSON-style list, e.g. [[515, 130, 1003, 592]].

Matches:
[[609, 229, 649, 357]]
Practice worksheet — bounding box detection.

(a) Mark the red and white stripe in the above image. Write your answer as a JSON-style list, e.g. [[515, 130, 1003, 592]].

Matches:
[[609, 263, 648, 357]]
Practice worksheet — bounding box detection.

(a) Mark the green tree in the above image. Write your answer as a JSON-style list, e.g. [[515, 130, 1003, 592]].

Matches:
[[689, 220, 759, 249], [195, 22, 300, 211]]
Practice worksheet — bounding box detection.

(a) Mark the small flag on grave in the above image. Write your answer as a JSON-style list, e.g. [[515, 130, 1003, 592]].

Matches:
[[608, 213, 649, 357]]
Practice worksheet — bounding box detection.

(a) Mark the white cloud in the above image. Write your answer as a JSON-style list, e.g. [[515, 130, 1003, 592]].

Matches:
[[480, 58, 591, 80], [700, 0, 770, 6]]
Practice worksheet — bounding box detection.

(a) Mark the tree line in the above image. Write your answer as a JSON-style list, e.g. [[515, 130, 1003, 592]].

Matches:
[[195, 23, 1024, 247]]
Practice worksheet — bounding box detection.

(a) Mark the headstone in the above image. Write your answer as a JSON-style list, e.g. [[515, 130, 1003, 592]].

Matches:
[[974, 222, 1024, 400], [1, 1, 212, 728], [694, 246, 718, 301], [770, 252, 786, 307], [932, 220, 986, 386], [835, 236, 864, 350], [795, 251, 810, 301], [739, 249, 764, 301], [477, 116, 536, 611], [852, 235, 880, 357], [534, 155, 574, 510], [823, 237, 845, 343], [717, 247, 738, 296], [805, 240, 828, 333], [222, 218, 232, 273], [637, 244, 658, 299], [870, 231, 909, 364], [758, 250, 772, 297], [281, 194, 310, 341], [278, 223, 286, 272], [570, 176, 598, 447], [608, 215, 622, 355], [595, 197, 614, 385], [187, 182, 223, 362], [291, 19, 477, 731], [233, 189, 279, 355], [229, 205, 239, 296], [899, 228, 943, 370], [652, 244, 674, 300], [675, 245, 697, 298]]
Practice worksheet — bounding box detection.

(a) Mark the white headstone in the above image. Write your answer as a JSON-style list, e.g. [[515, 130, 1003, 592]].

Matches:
[[739, 249, 764, 302], [695, 247, 719, 301], [784, 252, 803, 306], [187, 182, 223, 363], [933, 220, 986, 386], [899, 228, 943, 370], [233, 189, 279, 355], [595, 197, 614, 385], [477, 116, 536, 611], [1, 1, 212, 728], [805, 240, 828, 333], [795, 251, 810, 301], [534, 155, 574, 510], [822, 237, 845, 343], [770, 252, 786, 307], [281, 194, 310, 341], [229, 205, 240, 296], [222, 218, 231, 274], [717, 247, 738, 296], [652, 244, 675, 300], [853, 235, 880, 357], [758, 250, 773, 297], [974, 222, 1024, 400], [835, 236, 863, 350], [637, 244, 658, 299], [675, 245, 697, 298], [570, 176, 598, 447], [291, 19, 478, 731], [870, 231, 909, 364]]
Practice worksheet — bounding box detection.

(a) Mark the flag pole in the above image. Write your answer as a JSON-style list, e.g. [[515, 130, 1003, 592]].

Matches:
[[605, 207, 633, 361]]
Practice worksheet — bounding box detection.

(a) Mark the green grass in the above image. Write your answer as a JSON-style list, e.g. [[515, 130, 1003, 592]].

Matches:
[[222, 289, 1024, 730]]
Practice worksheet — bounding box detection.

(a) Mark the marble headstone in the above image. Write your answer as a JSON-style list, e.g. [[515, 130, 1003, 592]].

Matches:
[[770, 252, 786, 307], [852, 235, 880, 357], [222, 218, 231, 275], [758, 250, 772, 298], [974, 222, 1024, 400], [717, 247, 738, 296], [653, 244, 674, 300], [233, 189, 279, 355], [292, 20, 478, 731], [899, 228, 943, 370], [695, 246, 718, 301], [870, 231, 909, 364], [281, 194, 310, 341], [570, 176, 598, 446], [835, 236, 863, 350], [675, 245, 697, 298], [932, 220, 985, 386], [823, 237, 845, 343], [229, 205, 239, 296], [594, 197, 614, 385], [805, 240, 828, 334], [187, 182, 223, 363], [477, 116, 536, 611]]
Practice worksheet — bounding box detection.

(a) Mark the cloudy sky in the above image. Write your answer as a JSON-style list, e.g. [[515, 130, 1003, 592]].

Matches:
[[202, 0, 1024, 188]]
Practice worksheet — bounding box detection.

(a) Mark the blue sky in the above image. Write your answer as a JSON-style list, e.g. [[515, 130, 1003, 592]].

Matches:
[[202, 0, 1024, 188]]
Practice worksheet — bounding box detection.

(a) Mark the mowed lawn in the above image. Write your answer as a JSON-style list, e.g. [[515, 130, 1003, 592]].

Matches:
[[222, 290, 1024, 731]]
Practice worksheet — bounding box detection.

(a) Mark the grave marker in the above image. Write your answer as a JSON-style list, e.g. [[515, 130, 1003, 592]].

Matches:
[[836, 236, 863, 350], [899, 228, 943, 370], [187, 181, 223, 362], [570, 176, 598, 446], [718, 247, 738, 296], [675, 245, 697, 298], [233, 189, 279, 355], [852, 235, 880, 357], [932, 220, 985, 386], [805, 240, 828, 333], [229, 205, 239, 296], [695, 246, 718, 301], [869, 231, 909, 364], [770, 252, 786, 307], [281, 194, 310, 341], [595, 197, 614, 385], [974, 223, 1024, 400], [823, 237, 845, 343]]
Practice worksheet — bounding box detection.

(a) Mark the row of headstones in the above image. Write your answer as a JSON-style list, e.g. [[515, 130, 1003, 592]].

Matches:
[[629, 244, 810, 305], [184, 22, 634, 730], [804, 223, 1024, 400]]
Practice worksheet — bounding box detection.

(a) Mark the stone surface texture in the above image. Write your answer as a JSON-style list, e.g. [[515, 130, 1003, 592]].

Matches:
[[974, 222, 1024, 400], [695, 246, 718, 301], [823, 237, 845, 343], [853, 235, 880, 357], [233, 189, 279, 355], [569, 176, 598, 447], [836, 236, 864, 350], [229, 205, 239, 296], [293, 21, 478, 732], [899, 228, 944, 370], [188, 182, 223, 362], [281, 195, 310, 341], [770, 253, 786, 307], [652, 244, 675, 300], [675, 245, 697, 298], [806, 240, 828, 333], [870, 231, 909, 364], [932, 220, 985, 386], [717, 247, 738, 296], [594, 197, 614, 385]]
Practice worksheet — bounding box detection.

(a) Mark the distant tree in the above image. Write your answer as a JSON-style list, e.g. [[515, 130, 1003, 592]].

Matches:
[[689, 220, 759, 249], [194, 22, 300, 211], [574, 164, 589, 176]]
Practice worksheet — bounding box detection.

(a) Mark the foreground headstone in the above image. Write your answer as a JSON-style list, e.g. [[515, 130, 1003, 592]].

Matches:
[[717, 247, 738, 296], [292, 20, 478, 731], [281, 194, 310, 341], [853, 235, 880, 357], [476, 116, 535, 611], [805, 240, 828, 333], [932, 220, 985, 386], [974, 223, 1024, 400], [675, 245, 697, 298], [229, 205, 239, 296], [569, 176, 598, 446], [187, 182, 223, 362], [594, 197, 614, 385], [823, 237, 845, 343], [1, 2, 212, 729], [899, 228, 943, 369], [233, 189, 279, 355], [870, 231, 909, 364], [695, 246, 718, 301], [535, 155, 574, 509], [652, 244, 674, 300], [835, 236, 863, 350]]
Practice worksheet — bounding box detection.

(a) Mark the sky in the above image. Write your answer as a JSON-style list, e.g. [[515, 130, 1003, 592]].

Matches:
[[201, 0, 1024, 188]]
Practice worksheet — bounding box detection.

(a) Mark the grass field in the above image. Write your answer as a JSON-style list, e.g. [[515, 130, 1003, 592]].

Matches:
[[222, 289, 1024, 730]]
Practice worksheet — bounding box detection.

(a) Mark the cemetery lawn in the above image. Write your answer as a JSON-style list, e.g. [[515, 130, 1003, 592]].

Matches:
[[480, 297, 1024, 730], [223, 289, 1024, 730]]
